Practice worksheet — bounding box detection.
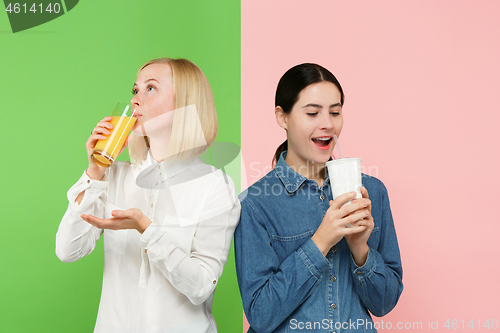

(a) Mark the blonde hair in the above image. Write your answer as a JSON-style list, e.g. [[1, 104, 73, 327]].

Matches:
[[129, 58, 218, 163]]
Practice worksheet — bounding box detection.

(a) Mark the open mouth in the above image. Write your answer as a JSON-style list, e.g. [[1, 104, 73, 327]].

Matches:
[[312, 136, 332, 150]]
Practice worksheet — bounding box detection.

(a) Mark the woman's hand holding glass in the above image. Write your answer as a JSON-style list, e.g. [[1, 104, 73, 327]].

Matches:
[[74, 117, 132, 206], [80, 208, 152, 234], [85, 117, 131, 180], [345, 187, 374, 266], [312, 187, 373, 262]]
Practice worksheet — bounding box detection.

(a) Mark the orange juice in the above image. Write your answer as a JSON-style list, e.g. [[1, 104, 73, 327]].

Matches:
[[92, 116, 136, 167]]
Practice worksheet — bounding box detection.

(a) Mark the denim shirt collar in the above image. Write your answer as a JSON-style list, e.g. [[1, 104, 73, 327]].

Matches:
[[274, 151, 331, 194]]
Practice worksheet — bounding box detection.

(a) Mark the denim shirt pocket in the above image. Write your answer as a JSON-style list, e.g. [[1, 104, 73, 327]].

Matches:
[[103, 203, 128, 255], [271, 230, 315, 263]]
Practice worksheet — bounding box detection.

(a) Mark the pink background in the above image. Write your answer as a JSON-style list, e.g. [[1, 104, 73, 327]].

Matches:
[[241, 0, 500, 331]]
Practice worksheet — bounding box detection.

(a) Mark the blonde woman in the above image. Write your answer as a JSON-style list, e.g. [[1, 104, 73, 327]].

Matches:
[[56, 58, 240, 333]]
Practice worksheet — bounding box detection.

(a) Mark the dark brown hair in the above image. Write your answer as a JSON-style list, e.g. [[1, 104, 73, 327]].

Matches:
[[272, 63, 345, 165]]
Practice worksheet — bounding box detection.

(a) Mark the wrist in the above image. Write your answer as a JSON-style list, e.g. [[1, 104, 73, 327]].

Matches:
[[137, 215, 152, 234], [311, 234, 330, 257], [86, 166, 105, 180], [350, 244, 369, 267]]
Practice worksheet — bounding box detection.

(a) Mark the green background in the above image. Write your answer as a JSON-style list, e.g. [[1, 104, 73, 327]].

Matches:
[[0, 1, 241, 332]]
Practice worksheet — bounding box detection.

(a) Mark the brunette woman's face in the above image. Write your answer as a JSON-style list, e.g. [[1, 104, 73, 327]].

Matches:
[[131, 63, 175, 128], [278, 81, 343, 167]]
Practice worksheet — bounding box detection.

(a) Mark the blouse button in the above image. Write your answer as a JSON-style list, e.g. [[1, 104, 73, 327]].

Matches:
[[320, 195, 325, 200], [331, 276, 336, 282], [213, 280, 217, 284], [87, 180, 90, 184], [330, 303, 336, 310]]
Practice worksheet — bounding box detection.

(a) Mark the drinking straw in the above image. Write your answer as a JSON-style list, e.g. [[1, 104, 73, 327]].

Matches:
[[121, 105, 130, 117], [333, 134, 343, 159]]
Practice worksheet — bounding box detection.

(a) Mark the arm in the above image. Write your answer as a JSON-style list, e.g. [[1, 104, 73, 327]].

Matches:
[[350, 182, 403, 317], [235, 200, 330, 332], [56, 116, 130, 262], [140, 173, 241, 305], [55, 171, 107, 263], [56, 117, 116, 261]]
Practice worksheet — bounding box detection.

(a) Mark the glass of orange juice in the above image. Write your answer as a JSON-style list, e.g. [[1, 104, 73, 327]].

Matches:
[[91, 102, 137, 168]]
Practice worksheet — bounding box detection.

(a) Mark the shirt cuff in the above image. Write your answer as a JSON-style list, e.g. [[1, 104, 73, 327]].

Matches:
[[351, 246, 376, 277], [297, 238, 330, 278], [138, 222, 157, 248], [67, 170, 109, 211], [83, 169, 109, 187], [75, 170, 108, 192]]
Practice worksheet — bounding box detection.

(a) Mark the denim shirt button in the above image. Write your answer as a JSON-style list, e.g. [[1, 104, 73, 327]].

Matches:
[[331, 246, 337, 253], [330, 303, 336, 310], [331, 276, 336, 282], [320, 195, 325, 200], [356, 271, 362, 275]]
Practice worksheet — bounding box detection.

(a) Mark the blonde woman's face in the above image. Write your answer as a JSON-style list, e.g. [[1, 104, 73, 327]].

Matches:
[[131, 63, 175, 128]]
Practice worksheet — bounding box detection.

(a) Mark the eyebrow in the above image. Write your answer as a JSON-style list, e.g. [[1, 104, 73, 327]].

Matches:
[[133, 78, 160, 87], [302, 103, 342, 108]]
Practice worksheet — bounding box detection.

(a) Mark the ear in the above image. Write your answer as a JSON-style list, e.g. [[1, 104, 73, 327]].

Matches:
[[275, 106, 288, 130]]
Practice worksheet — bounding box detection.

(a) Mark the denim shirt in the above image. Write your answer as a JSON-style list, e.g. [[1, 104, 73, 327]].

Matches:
[[235, 152, 403, 333]]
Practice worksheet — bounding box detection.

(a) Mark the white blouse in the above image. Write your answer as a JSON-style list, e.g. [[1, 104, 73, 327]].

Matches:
[[56, 153, 241, 333]]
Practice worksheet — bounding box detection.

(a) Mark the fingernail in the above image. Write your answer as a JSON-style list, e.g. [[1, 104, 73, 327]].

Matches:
[[351, 192, 356, 196], [365, 211, 369, 216]]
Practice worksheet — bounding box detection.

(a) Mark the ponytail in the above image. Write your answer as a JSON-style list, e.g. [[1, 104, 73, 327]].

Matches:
[[272, 140, 288, 166]]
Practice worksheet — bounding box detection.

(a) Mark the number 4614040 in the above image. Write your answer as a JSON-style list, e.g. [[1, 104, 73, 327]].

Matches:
[[5, 3, 61, 14]]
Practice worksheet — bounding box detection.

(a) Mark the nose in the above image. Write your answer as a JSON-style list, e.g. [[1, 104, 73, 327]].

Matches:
[[131, 92, 141, 107], [320, 111, 334, 130]]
